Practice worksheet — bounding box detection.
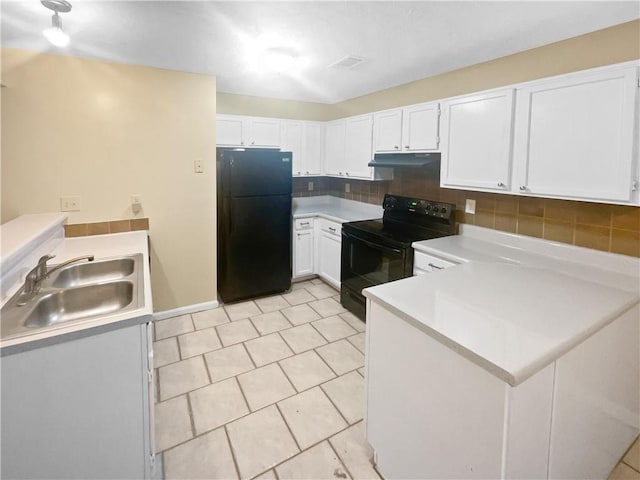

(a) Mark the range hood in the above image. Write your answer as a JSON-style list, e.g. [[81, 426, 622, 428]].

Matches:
[[368, 152, 441, 168]]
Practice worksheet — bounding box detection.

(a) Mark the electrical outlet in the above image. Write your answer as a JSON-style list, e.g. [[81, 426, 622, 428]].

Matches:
[[308, 181, 314, 191], [194, 158, 204, 173], [60, 196, 81, 212], [131, 194, 143, 214], [465, 199, 476, 214], [345, 183, 350, 193]]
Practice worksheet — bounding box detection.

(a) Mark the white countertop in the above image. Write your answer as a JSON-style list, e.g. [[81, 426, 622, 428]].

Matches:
[[293, 196, 382, 223], [365, 225, 640, 386], [1, 230, 153, 352]]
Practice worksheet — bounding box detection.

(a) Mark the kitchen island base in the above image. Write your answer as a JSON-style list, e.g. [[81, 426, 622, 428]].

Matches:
[[364, 300, 639, 479]]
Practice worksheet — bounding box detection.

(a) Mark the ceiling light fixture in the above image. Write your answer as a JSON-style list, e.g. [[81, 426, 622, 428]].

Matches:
[[41, 0, 72, 47]]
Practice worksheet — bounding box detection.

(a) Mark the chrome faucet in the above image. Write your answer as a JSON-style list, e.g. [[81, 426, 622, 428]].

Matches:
[[18, 254, 95, 305]]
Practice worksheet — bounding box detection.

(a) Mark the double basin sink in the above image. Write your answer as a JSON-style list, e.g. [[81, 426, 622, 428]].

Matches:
[[1, 254, 144, 341]]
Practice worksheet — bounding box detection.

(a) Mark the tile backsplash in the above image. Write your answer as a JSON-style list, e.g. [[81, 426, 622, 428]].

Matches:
[[64, 218, 149, 237], [292, 170, 640, 257]]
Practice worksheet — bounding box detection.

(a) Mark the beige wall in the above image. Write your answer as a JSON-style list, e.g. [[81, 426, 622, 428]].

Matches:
[[218, 20, 640, 119], [217, 91, 333, 121], [1, 48, 217, 312]]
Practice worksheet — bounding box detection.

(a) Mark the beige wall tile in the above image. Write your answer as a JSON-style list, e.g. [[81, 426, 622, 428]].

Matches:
[[130, 218, 150, 231], [87, 222, 109, 235], [575, 202, 612, 227], [474, 210, 495, 229], [612, 206, 640, 231], [544, 199, 577, 223], [575, 224, 611, 252], [543, 219, 574, 244], [495, 196, 518, 215], [611, 229, 640, 257], [64, 223, 88, 237], [518, 197, 544, 217], [494, 212, 517, 233], [109, 219, 131, 233], [517, 215, 543, 238]]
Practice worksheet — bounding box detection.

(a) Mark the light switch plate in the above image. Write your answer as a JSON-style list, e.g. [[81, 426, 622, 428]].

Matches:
[[345, 183, 350, 193], [60, 195, 81, 212], [308, 181, 314, 191], [194, 158, 204, 173], [465, 199, 476, 214]]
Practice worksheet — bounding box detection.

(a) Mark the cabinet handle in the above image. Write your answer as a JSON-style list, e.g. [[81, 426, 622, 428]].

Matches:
[[497, 182, 505, 187], [519, 186, 527, 191], [251, 141, 255, 145], [306, 171, 309, 174], [300, 222, 309, 226], [428, 263, 443, 270], [345, 172, 350, 176], [328, 227, 336, 233], [394, 146, 399, 150], [404, 145, 410, 150], [339, 172, 343, 175], [240, 141, 244, 145]]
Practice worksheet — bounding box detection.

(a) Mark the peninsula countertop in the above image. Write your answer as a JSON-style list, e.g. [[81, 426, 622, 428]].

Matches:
[[364, 225, 640, 386]]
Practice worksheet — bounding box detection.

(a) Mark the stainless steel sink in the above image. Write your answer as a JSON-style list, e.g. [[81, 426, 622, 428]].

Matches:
[[45, 258, 135, 288], [1, 254, 145, 341], [24, 281, 135, 328]]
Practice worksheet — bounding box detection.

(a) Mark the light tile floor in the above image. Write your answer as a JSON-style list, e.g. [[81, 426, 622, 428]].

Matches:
[[153, 278, 381, 480], [153, 277, 640, 480]]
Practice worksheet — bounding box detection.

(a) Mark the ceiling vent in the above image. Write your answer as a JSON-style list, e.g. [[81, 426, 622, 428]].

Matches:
[[329, 55, 366, 70]]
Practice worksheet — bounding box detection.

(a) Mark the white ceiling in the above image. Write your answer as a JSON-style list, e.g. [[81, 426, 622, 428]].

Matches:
[[2, 1, 639, 103]]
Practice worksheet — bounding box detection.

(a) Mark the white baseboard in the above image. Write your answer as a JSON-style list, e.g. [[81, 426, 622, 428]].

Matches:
[[154, 300, 220, 321]]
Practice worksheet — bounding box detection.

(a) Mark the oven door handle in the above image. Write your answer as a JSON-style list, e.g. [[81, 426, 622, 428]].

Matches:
[[343, 231, 402, 255]]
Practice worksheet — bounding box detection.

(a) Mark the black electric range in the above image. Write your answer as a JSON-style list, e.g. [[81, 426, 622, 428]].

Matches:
[[340, 194, 456, 320]]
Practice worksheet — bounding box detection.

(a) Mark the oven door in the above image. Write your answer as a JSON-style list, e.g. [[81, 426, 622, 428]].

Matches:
[[341, 229, 410, 299]]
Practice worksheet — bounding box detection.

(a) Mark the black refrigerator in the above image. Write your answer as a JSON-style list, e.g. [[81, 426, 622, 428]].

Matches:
[[217, 148, 292, 303]]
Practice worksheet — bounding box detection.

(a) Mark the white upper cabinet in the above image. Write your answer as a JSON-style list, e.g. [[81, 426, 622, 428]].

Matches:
[[324, 119, 346, 176], [402, 102, 440, 151], [344, 114, 374, 179], [282, 121, 304, 173], [373, 109, 403, 152], [216, 114, 281, 148], [440, 88, 515, 192], [283, 121, 324, 177], [513, 65, 639, 203], [216, 115, 245, 146], [301, 122, 324, 176], [373, 102, 439, 154]]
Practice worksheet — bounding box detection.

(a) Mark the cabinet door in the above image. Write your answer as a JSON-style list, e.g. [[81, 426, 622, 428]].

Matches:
[[373, 109, 403, 153], [248, 117, 281, 148], [318, 230, 341, 288], [282, 121, 303, 176], [217, 115, 245, 146], [345, 114, 374, 179], [513, 66, 638, 203], [324, 120, 346, 176], [440, 89, 515, 191], [402, 102, 440, 151], [293, 229, 314, 277], [302, 123, 324, 176]]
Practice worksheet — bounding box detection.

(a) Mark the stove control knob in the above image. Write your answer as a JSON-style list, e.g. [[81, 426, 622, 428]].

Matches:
[[441, 207, 447, 213], [383, 196, 397, 210], [425, 204, 431, 211]]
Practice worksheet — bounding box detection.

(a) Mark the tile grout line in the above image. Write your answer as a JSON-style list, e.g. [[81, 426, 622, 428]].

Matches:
[[222, 424, 243, 480], [274, 402, 303, 453], [185, 392, 198, 439], [326, 435, 355, 480]]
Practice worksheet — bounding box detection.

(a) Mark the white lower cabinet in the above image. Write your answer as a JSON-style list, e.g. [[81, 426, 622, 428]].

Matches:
[[293, 217, 314, 278], [316, 219, 342, 288], [1, 320, 155, 479]]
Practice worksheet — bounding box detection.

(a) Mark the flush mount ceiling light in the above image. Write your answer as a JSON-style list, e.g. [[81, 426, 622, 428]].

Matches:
[[41, 0, 72, 47]]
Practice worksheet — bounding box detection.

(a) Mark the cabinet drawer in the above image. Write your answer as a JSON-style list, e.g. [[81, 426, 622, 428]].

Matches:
[[317, 219, 341, 237], [295, 218, 314, 230], [413, 251, 457, 273]]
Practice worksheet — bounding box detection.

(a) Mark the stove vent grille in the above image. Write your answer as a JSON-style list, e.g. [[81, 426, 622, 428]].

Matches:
[[329, 55, 366, 69]]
